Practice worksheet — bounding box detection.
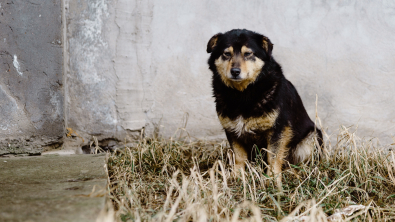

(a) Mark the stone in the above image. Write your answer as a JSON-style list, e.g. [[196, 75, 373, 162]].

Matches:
[[0, 154, 107, 222]]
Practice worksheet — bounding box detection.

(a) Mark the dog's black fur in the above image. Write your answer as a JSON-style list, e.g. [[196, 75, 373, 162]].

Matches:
[[206, 29, 323, 183]]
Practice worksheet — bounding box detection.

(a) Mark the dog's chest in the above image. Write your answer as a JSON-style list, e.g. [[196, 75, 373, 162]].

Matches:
[[218, 110, 278, 137]]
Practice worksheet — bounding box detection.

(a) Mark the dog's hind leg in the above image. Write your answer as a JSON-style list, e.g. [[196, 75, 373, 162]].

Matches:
[[292, 130, 323, 164]]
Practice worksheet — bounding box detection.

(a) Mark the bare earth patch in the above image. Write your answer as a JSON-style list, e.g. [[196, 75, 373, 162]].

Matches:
[[105, 127, 395, 221]]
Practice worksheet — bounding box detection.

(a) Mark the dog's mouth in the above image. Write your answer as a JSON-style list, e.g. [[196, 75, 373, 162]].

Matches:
[[229, 73, 249, 82], [230, 77, 243, 82]]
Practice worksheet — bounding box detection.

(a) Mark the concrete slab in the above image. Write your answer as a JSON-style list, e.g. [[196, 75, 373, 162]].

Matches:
[[41, 150, 76, 156], [0, 154, 107, 222]]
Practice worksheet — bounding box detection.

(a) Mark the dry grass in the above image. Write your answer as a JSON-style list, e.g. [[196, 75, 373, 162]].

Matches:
[[105, 126, 395, 221]]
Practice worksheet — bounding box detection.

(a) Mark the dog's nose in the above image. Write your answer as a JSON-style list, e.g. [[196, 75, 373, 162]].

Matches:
[[230, 68, 241, 77]]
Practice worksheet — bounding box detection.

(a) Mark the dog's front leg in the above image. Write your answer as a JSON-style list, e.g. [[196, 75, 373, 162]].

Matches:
[[231, 140, 248, 176], [267, 143, 287, 191], [267, 127, 293, 191]]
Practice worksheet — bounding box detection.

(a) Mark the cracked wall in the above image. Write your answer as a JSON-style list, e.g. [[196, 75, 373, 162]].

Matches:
[[4, 0, 393, 153], [65, 0, 395, 145], [0, 0, 64, 154], [0, 0, 395, 154], [64, 0, 120, 150]]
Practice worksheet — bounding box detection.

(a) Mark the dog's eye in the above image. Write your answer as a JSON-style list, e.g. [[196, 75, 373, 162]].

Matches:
[[244, 52, 252, 57], [223, 52, 231, 57]]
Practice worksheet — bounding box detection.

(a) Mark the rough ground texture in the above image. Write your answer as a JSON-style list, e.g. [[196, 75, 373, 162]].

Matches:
[[0, 154, 107, 222], [107, 129, 395, 221], [0, 0, 64, 154]]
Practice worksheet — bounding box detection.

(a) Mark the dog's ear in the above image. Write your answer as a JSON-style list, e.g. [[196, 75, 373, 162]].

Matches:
[[261, 35, 273, 56], [207, 33, 222, 53]]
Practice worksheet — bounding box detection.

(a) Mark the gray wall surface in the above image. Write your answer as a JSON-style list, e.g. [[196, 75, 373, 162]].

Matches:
[[64, 0, 119, 147], [0, 0, 64, 154], [65, 0, 395, 146]]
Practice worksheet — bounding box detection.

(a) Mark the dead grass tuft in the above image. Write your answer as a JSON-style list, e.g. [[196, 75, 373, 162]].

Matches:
[[105, 126, 395, 221]]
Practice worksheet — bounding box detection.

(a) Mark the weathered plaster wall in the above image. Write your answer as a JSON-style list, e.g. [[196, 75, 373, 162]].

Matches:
[[64, 0, 119, 149], [66, 0, 395, 146], [0, 0, 64, 154]]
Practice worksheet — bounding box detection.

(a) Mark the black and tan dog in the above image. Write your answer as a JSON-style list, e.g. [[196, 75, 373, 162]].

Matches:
[[207, 29, 323, 188]]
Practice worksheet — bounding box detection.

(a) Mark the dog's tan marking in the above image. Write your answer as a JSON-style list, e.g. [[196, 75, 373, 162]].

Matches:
[[218, 115, 253, 137], [207, 33, 222, 53], [241, 45, 253, 55], [218, 109, 279, 137], [292, 131, 319, 163], [244, 110, 278, 132], [215, 46, 234, 88], [262, 36, 273, 53], [231, 140, 248, 175], [268, 126, 293, 190], [215, 46, 264, 91], [262, 40, 269, 53], [210, 38, 218, 49], [241, 46, 264, 88], [224, 46, 233, 54]]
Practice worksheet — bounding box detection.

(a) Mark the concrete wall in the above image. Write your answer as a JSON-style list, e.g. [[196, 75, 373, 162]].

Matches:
[[65, 0, 395, 146], [0, 0, 64, 154], [63, 0, 119, 149], [2, 0, 395, 154]]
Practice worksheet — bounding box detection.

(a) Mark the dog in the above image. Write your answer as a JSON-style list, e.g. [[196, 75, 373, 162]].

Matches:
[[206, 29, 323, 189]]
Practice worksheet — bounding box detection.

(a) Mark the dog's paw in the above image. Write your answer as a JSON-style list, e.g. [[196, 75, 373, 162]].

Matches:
[[231, 166, 245, 179]]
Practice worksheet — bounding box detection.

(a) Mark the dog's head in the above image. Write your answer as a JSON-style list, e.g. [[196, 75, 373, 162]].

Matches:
[[207, 29, 273, 91]]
